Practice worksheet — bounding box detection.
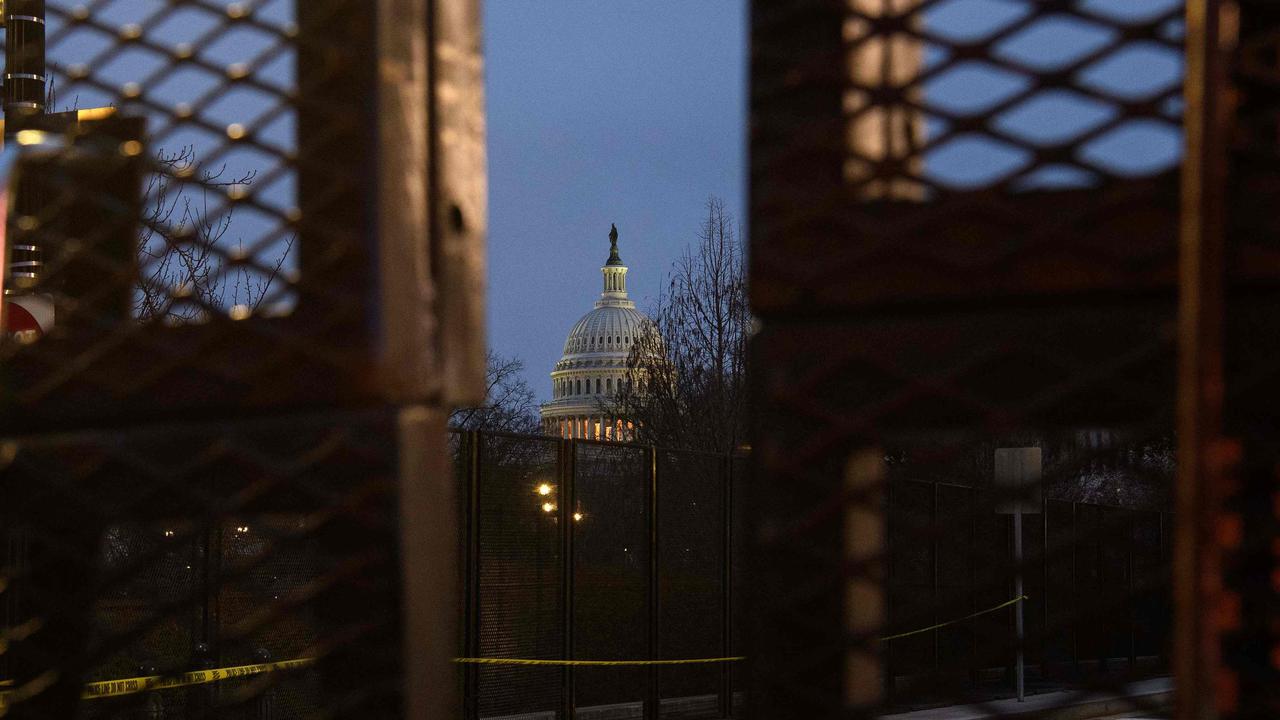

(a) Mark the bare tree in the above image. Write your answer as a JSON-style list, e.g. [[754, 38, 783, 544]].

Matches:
[[451, 350, 541, 434], [43, 84, 292, 322], [136, 146, 294, 323], [611, 196, 749, 453]]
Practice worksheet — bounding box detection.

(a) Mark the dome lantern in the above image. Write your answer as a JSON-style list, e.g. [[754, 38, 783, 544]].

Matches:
[[601, 223, 630, 304]]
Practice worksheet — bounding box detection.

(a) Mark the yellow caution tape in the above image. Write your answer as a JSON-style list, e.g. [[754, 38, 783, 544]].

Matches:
[[0, 596, 1026, 705], [0, 657, 314, 708], [453, 656, 745, 666], [82, 658, 314, 699], [454, 597, 1030, 665], [879, 595, 1029, 642]]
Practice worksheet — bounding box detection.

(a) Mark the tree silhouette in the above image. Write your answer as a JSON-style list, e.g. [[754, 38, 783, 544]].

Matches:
[[451, 350, 541, 434], [135, 146, 294, 323], [610, 196, 749, 453]]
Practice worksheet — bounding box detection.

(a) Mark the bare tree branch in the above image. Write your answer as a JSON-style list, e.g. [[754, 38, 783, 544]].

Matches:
[[608, 196, 749, 453], [136, 146, 293, 323], [450, 351, 541, 434]]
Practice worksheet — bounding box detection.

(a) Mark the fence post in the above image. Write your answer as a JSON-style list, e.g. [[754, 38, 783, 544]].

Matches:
[[255, 648, 273, 720], [646, 445, 660, 720], [885, 479, 895, 702], [1071, 502, 1079, 679], [196, 523, 222, 719], [969, 488, 977, 690], [189, 646, 214, 720], [1128, 511, 1137, 676], [560, 438, 576, 720], [931, 481, 939, 692], [1159, 512, 1168, 671], [464, 431, 481, 720], [1095, 510, 1104, 674], [1042, 496, 1049, 681], [720, 453, 734, 718]]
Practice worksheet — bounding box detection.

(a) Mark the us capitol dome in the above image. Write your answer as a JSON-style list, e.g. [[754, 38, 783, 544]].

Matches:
[[541, 224, 652, 441]]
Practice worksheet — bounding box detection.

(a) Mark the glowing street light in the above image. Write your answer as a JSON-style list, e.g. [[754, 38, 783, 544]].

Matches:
[[536, 483, 553, 496], [573, 512, 584, 522], [541, 502, 556, 513]]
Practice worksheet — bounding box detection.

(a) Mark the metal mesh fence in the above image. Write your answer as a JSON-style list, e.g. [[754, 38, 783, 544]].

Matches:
[[657, 450, 725, 719], [2, 411, 407, 719], [882, 480, 1170, 705], [458, 431, 741, 720], [0, 0, 478, 716], [0, 0, 400, 429], [572, 442, 649, 713], [0, 1, 477, 720], [474, 432, 563, 719], [729, 454, 746, 714], [748, 0, 1206, 716]]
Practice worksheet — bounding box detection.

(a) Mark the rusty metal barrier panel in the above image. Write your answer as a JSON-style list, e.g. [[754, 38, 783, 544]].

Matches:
[[0, 0, 486, 427], [744, 0, 1280, 717], [1181, 2, 1280, 718], [0, 1, 486, 718]]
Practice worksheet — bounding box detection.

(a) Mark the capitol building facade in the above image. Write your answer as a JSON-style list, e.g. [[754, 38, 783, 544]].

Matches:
[[540, 225, 651, 441]]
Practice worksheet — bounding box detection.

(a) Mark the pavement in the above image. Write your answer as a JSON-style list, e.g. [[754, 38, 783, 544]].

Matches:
[[879, 678, 1172, 720]]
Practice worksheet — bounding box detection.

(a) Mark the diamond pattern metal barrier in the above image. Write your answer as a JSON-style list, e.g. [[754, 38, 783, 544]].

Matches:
[[750, 0, 1280, 718], [0, 0, 485, 429], [0, 0, 485, 718], [2, 411, 404, 719]]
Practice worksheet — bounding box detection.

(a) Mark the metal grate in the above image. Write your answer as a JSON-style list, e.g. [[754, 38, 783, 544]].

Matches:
[[0, 0, 356, 427], [754, 0, 1187, 312], [459, 431, 740, 720], [746, 0, 1223, 717], [1, 411, 406, 718], [572, 442, 650, 713], [0, 0, 485, 430], [474, 432, 563, 719], [880, 480, 1171, 705], [44, 0, 303, 319], [657, 450, 726, 719], [0, 0, 484, 717]]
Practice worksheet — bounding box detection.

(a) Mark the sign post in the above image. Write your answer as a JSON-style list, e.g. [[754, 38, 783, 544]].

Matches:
[[995, 447, 1042, 703]]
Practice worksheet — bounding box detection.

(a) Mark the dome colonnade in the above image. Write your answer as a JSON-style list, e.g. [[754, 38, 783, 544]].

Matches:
[[540, 225, 650, 441]]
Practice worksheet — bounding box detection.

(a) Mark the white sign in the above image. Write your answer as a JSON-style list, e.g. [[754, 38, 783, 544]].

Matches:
[[994, 447, 1042, 514]]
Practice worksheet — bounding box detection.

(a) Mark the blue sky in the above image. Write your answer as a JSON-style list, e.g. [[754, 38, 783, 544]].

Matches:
[[484, 1, 748, 404]]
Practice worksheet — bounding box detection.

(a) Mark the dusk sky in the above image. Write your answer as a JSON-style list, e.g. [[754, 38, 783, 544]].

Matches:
[[483, 1, 748, 404], [481, 0, 1182, 406], [36, 0, 1182, 408]]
